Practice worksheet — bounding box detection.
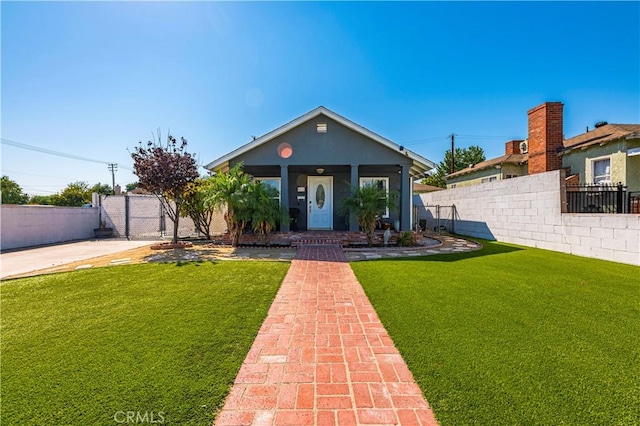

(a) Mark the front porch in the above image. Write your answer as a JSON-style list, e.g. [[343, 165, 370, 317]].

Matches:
[[244, 163, 414, 233]]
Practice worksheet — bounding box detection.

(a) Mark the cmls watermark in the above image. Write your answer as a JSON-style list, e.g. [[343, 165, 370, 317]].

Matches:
[[114, 411, 166, 424]]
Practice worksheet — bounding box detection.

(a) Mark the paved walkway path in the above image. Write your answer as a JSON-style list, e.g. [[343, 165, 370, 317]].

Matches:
[[215, 245, 438, 426]]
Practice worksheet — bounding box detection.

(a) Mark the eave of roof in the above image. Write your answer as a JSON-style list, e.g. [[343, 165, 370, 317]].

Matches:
[[562, 123, 640, 153], [446, 154, 528, 179], [204, 106, 436, 178], [413, 182, 444, 192]]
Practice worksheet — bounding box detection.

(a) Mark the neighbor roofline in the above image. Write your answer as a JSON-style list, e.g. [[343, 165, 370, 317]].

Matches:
[[445, 154, 528, 179]]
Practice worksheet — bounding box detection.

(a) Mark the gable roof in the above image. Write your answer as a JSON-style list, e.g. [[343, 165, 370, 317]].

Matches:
[[562, 123, 640, 153], [205, 106, 436, 177], [446, 154, 528, 179]]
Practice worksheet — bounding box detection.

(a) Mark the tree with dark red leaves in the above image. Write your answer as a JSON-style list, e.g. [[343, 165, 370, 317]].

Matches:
[[131, 131, 199, 244]]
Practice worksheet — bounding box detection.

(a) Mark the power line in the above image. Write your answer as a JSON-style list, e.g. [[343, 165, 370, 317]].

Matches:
[[455, 134, 518, 139], [400, 135, 450, 146], [1, 169, 71, 180], [20, 186, 58, 194], [399, 133, 519, 147], [1, 138, 133, 171]]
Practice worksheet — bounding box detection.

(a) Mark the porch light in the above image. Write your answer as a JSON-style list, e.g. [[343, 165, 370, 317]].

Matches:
[[316, 168, 325, 174]]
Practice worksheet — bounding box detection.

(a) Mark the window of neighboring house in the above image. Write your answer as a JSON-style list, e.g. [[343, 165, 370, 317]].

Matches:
[[359, 177, 390, 218], [255, 178, 281, 202], [592, 158, 611, 184], [450, 183, 457, 188], [505, 174, 518, 179], [481, 176, 497, 183]]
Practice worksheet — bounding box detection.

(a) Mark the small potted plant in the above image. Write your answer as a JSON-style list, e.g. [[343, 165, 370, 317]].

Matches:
[[94, 220, 114, 238]]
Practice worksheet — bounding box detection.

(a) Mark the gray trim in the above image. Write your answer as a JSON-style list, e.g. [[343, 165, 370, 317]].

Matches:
[[349, 164, 359, 231], [401, 165, 411, 231], [280, 166, 290, 232]]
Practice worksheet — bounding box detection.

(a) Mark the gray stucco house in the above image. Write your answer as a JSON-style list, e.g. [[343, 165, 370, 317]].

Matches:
[[205, 106, 435, 232]]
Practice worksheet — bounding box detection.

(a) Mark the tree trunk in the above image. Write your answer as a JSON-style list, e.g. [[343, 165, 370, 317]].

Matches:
[[173, 201, 181, 244], [231, 224, 242, 247]]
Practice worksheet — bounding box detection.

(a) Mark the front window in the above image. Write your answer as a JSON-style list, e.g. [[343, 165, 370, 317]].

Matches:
[[255, 177, 281, 201], [593, 158, 611, 184], [359, 177, 389, 218]]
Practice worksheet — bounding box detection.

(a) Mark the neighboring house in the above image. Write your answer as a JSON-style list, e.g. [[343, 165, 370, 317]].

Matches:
[[446, 102, 565, 188], [561, 123, 640, 192], [446, 102, 640, 193], [413, 182, 445, 193], [205, 106, 435, 231], [446, 150, 528, 188]]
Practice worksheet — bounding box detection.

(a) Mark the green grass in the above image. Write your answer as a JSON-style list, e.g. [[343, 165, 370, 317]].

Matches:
[[1, 261, 289, 425], [351, 241, 640, 425]]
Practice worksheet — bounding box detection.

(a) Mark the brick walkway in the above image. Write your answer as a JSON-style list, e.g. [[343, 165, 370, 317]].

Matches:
[[215, 245, 438, 426]]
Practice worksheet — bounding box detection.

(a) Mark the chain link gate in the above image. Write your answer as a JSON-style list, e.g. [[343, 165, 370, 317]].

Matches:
[[99, 194, 199, 240]]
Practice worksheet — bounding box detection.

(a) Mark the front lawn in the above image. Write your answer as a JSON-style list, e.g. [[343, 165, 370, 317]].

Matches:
[[1, 262, 288, 425], [351, 241, 640, 425]]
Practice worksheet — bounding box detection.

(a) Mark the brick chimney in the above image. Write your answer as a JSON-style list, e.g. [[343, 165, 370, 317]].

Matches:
[[527, 102, 564, 174], [505, 140, 525, 155]]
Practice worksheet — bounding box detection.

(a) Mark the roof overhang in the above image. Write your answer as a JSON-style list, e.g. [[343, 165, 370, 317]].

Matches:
[[205, 106, 436, 178]]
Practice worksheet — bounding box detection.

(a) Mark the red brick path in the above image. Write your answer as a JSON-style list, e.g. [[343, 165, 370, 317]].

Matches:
[[215, 246, 438, 426]]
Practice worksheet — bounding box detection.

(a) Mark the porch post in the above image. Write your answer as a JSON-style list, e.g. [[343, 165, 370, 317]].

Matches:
[[280, 165, 290, 232], [350, 164, 359, 231], [401, 165, 411, 231]]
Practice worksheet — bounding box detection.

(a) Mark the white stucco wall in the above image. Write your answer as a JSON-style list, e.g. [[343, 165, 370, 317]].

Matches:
[[416, 170, 640, 266], [1, 205, 99, 251]]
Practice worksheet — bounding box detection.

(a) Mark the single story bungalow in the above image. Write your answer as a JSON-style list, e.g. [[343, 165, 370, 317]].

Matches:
[[205, 106, 435, 232]]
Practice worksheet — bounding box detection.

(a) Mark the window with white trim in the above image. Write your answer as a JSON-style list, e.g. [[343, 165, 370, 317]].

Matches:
[[592, 158, 611, 184], [481, 176, 497, 183], [255, 177, 281, 202], [359, 177, 389, 218]]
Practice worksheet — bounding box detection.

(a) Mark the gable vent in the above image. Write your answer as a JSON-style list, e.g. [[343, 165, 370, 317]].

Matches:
[[317, 123, 327, 133]]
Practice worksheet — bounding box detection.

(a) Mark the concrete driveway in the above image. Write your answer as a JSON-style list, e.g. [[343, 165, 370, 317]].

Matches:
[[0, 239, 159, 279]]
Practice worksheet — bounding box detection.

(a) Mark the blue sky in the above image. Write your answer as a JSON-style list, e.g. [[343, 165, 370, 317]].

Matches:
[[2, 1, 639, 195]]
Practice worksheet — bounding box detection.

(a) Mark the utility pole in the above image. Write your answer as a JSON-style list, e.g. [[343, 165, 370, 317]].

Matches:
[[450, 134, 455, 174], [107, 163, 118, 195]]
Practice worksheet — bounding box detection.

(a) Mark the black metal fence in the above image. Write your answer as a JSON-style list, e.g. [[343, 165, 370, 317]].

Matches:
[[565, 183, 631, 214], [415, 204, 457, 234]]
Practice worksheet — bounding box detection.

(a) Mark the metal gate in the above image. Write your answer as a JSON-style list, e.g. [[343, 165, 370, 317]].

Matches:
[[415, 204, 457, 234], [98, 194, 200, 239]]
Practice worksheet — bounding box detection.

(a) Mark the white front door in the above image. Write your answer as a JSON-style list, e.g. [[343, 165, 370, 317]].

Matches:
[[308, 176, 333, 229]]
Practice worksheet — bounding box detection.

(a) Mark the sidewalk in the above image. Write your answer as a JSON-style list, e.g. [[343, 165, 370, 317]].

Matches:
[[215, 245, 438, 426]]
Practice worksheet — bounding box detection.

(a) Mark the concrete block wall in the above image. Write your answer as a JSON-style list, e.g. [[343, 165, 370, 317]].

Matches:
[[416, 170, 640, 266], [1, 205, 99, 251]]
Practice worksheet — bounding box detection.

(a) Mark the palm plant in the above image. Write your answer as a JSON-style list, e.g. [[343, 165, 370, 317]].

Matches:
[[247, 182, 288, 245], [338, 182, 397, 246], [203, 163, 253, 246]]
